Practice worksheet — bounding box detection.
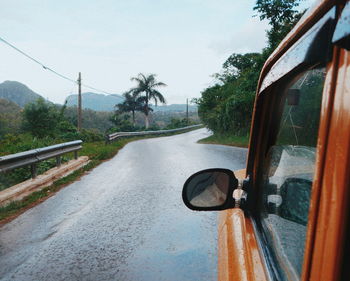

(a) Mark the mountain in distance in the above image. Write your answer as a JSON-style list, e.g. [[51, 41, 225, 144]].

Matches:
[[65, 93, 197, 112], [65, 92, 124, 112], [0, 80, 198, 113], [0, 81, 122, 111], [0, 81, 43, 107]]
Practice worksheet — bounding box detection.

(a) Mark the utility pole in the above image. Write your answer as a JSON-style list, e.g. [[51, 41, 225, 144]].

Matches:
[[77, 72, 82, 132], [186, 98, 189, 125]]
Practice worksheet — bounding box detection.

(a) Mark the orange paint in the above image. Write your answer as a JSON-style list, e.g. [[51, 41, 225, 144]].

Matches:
[[308, 48, 350, 281], [218, 209, 267, 281], [219, 169, 267, 281]]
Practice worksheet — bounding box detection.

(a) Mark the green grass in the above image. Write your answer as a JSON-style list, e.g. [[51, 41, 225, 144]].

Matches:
[[198, 133, 249, 147], [0, 127, 201, 223]]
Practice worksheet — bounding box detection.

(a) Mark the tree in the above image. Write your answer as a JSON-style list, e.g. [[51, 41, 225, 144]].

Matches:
[[109, 112, 134, 132], [223, 53, 262, 76], [166, 118, 189, 129], [63, 107, 113, 134], [116, 91, 144, 126], [196, 52, 262, 135], [254, 0, 301, 27], [22, 98, 60, 138], [0, 99, 22, 137], [128, 73, 167, 129], [254, 0, 303, 51]]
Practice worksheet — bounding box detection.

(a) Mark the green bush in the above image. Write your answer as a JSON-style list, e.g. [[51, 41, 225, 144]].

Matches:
[[165, 118, 190, 129], [22, 98, 60, 138]]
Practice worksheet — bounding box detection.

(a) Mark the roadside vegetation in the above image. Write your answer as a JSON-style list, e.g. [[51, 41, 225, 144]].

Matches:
[[195, 0, 304, 145], [198, 134, 249, 148]]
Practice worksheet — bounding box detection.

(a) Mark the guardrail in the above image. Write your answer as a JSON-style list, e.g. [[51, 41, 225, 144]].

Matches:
[[0, 140, 83, 179], [106, 124, 203, 143]]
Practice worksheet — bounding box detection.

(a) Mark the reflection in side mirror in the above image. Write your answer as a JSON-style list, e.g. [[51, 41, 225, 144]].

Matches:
[[182, 168, 238, 211]]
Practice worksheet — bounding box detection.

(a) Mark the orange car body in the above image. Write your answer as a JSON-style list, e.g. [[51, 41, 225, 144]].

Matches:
[[218, 1, 350, 280]]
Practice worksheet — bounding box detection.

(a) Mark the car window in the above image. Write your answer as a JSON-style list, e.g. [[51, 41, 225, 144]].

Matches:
[[259, 67, 326, 281]]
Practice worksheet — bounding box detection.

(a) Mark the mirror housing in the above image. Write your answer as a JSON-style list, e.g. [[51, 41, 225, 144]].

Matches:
[[182, 168, 238, 211]]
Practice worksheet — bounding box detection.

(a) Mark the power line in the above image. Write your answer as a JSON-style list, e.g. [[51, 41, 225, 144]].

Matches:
[[0, 36, 115, 95], [0, 36, 77, 84]]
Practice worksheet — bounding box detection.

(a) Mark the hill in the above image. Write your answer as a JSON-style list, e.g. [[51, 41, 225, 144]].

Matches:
[[65, 93, 197, 112], [66, 93, 197, 113], [0, 81, 43, 107], [65, 92, 124, 111], [0, 81, 198, 114]]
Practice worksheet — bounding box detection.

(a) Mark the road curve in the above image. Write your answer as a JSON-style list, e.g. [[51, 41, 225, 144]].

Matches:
[[0, 128, 247, 281]]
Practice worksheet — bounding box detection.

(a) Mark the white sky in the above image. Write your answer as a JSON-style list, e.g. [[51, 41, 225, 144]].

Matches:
[[0, 0, 313, 105]]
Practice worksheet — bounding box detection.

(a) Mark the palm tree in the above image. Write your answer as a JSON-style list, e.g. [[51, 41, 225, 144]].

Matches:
[[129, 73, 167, 129], [116, 91, 144, 126]]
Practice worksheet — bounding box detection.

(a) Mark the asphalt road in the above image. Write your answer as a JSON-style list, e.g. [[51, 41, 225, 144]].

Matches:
[[0, 128, 247, 281]]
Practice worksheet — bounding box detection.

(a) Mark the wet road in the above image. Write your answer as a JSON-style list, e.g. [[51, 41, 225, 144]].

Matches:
[[0, 128, 247, 281]]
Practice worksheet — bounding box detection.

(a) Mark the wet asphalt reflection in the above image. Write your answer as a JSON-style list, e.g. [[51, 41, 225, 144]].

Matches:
[[0, 128, 247, 281]]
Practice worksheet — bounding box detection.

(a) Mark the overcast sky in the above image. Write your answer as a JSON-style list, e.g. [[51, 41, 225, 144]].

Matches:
[[0, 0, 313, 105]]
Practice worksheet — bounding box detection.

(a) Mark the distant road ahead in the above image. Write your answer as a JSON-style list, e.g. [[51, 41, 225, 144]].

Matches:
[[0, 128, 247, 281]]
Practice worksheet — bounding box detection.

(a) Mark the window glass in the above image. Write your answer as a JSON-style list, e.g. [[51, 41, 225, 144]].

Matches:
[[259, 67, 326, 280]]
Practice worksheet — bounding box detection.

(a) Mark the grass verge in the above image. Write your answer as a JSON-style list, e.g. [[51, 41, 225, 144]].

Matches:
[[198, 133, 249, 147], [0, 128, 200, 225]]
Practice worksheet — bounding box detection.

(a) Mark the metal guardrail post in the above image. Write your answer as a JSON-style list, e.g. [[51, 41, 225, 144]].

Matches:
[[105, 135, 110, 145], [74, 151, 78, 160], [31, 164, 37, 179], [56, 156, 61, 167]]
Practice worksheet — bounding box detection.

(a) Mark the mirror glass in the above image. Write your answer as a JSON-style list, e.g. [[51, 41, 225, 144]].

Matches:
[[185, 171, 230, 208]]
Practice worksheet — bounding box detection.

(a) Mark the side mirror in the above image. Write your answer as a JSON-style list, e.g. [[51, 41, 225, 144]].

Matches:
[[182, 168, 238, 211]]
